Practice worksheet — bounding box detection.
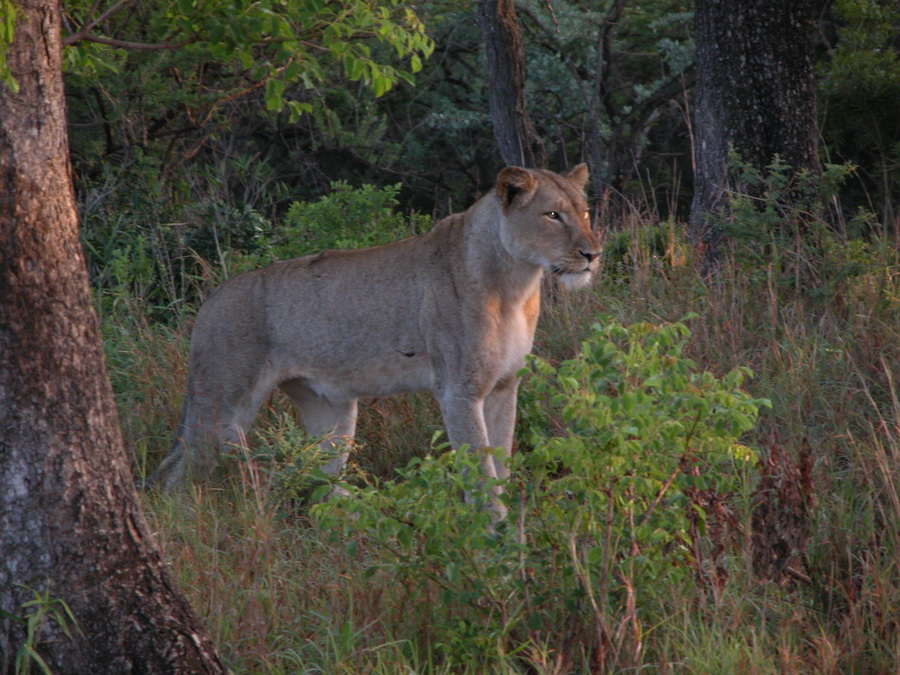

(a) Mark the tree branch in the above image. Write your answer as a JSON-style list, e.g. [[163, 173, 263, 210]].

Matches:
[[63, 32, 200, 50], [80, 0, 134, 37]]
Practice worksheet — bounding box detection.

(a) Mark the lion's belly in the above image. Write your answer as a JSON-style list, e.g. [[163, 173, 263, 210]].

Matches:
[[284, 350, 435, 400]]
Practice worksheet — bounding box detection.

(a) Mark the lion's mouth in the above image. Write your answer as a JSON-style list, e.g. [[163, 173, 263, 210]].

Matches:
[[550, 264, 592, 276], [550, 264, 595, 290]]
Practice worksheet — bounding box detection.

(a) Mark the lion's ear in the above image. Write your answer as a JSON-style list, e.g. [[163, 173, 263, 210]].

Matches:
[[497, 166, 537, 207], [563, 163, 590, 191]]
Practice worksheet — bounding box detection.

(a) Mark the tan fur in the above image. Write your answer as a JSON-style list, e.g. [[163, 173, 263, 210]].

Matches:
[[147, 165, 601, 514]]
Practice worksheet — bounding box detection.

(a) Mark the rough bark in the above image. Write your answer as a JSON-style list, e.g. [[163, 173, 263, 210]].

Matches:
[[689, 0, 821, 257], [0, 1, 224, 672], [478, 0, 547, 168]]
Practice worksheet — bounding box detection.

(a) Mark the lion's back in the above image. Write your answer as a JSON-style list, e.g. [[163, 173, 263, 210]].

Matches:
[[187, 222, 462, 377]]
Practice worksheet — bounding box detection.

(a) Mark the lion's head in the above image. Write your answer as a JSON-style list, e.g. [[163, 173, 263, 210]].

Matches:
[[495, 164, 602, 289]]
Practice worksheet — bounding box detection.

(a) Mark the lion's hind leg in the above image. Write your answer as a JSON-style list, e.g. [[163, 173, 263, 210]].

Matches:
[[143, 392, 222, 492], [279, 378, 359, 476], [146, 370, 278, 491]]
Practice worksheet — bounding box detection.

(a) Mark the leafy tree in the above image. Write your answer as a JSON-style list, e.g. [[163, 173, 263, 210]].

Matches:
[[515, 0, 694, 209], [67, 0, 698, 227], [62, 0, 433, 180]]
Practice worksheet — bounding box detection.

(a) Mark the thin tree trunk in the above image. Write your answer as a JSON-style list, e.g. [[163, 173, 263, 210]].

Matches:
[[0, 1, 224, 671], [478, 0, 547, 168], [689, 0, 820, 258], [586, 0, 624, 205]]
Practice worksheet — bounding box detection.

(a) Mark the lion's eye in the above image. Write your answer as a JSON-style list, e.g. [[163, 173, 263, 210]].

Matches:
[[545, 211, 561, 220]]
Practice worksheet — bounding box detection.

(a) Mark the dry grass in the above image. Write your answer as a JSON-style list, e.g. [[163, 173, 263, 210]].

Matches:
[[107, 219, 900, 673]]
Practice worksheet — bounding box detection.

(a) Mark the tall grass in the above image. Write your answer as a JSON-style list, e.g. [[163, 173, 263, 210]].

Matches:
[[101, 194, 900, 672]]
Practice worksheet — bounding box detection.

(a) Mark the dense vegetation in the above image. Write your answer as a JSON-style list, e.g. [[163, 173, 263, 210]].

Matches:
[[64, 0, 900, 671]]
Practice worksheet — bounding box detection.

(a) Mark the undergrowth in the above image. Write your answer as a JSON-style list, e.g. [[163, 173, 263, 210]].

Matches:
[[96, 178, 900, 672]]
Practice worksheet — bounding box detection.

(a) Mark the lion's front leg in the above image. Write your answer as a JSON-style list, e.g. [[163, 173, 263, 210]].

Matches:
[[437, 389, 508, 520], [483, 377, 519, 480]]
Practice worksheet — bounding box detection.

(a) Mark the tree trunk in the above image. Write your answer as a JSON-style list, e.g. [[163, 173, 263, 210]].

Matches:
[[0, 1, 224, 672], [689, 0, 821, 257], [478, 0, 547, 168]]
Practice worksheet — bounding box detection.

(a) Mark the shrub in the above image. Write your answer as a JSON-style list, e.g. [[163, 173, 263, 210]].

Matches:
[[235, 181, 431, 273], [314, 316, 769, 671]]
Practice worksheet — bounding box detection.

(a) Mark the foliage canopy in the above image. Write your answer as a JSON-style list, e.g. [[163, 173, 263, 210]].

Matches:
[[60, 0, 433, 117]]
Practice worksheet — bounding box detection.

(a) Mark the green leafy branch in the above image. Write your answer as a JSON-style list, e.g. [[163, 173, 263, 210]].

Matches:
[[58, 0, 434, 118]]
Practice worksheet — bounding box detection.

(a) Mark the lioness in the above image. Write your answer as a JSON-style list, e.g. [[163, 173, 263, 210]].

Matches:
[[147, 165, 601, 514]]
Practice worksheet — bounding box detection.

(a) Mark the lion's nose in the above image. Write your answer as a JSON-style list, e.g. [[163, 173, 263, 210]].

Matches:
[[579, 249, 600, 263]]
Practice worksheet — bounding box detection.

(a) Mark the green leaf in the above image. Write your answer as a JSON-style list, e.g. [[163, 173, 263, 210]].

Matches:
[[264, 77, 285, 111]]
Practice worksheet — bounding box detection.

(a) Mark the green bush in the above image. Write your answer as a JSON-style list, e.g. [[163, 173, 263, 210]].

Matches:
[[314, 316, 769, 670], [234, 181, 431, 273], [718, 153, 885, 304]]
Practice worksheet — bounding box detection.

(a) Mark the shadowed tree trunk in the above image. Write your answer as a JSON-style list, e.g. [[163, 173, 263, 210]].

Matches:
[[689, 0, 821, 260], [478, 0, 547, 168], [0, 0, 224, 671]]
